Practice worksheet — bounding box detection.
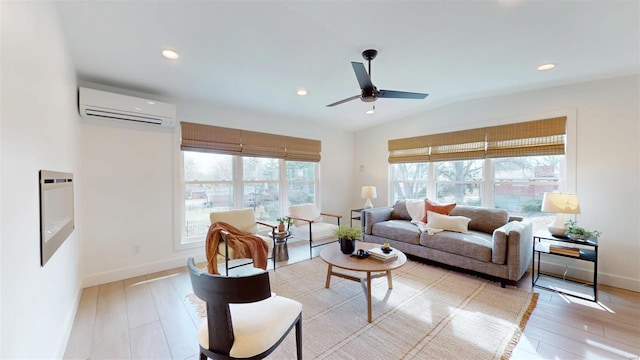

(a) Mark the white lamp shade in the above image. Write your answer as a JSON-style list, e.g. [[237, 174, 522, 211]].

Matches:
[[361, 186, 377, 209], [361, 186, 377, 199], [541, 193, 580, 214], [541, 192, 580, 236]]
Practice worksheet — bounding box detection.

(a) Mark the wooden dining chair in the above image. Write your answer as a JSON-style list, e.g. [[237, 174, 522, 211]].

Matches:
[[187, 258, 303, 359]]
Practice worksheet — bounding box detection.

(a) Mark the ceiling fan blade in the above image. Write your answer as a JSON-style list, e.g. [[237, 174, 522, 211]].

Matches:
[[351, 62, 373, 90], [378, 89, 429, 99], [326, 94, 361, 107]]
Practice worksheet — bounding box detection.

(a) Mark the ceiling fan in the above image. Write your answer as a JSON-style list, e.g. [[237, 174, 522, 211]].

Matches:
[[327, 49, 429, 107]]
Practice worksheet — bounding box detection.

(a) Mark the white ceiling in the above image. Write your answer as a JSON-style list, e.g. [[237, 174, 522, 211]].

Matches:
[[56, 1, 639, 132]]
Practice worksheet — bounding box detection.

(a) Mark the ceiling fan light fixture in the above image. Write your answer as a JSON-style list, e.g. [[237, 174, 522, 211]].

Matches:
[[537, 63, 556, 71], [366, 106, 375, 115], [162, 49, 179, 60]]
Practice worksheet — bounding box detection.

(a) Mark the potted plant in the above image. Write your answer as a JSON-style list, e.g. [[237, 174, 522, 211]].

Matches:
[[565, 219, 601, 240], [333, 226, 362, 254], [276, 216, 293, 232]]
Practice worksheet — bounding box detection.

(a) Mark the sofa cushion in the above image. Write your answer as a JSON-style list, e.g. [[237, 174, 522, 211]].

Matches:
[[422, 198, 456, 223], [450, 206, 508, 235], [420, 230, 492, 262], [371, 220, 421, 245], [425, 211, 471, 233], [390, 200, 411, 220]]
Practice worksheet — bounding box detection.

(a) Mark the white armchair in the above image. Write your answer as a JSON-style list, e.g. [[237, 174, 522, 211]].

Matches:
[[209, 208, 276, 275], [287, 203, 341, 259]]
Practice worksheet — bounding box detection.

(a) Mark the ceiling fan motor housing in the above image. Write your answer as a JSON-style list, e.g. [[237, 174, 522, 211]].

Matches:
[[361, 87, 377, 102]]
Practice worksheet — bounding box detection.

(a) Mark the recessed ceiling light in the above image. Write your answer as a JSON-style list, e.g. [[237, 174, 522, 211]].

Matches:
[[537, 63, 556, 71], [162, 49, 179, 60], [297, 89, 308, 96], [147, 101, 155, 105]]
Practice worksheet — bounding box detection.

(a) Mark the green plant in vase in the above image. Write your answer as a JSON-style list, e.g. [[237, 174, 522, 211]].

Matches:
[[276, 216, 293, 232], [565, 219, 601, 240], [333, 226, 362, 240], [333, 226, 362, 254]]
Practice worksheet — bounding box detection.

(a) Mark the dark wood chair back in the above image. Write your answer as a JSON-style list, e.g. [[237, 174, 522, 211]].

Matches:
[[187, 258, 271, 357]]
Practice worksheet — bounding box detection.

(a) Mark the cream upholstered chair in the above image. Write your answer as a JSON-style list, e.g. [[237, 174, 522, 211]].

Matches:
[[287, 203, 341, 259], [210, 208, 276, 275], [187, 258, 302, 360]]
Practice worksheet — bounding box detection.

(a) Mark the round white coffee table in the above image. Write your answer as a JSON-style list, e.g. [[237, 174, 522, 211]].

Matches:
[[320, 242, 407, 323]]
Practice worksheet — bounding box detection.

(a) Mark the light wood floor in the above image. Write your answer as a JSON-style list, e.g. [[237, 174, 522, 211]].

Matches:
[[64, 240, 640, 360]]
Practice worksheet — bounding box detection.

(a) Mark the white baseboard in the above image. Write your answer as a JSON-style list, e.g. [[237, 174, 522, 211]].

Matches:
[[539, 259, 640, 292], [82, 253, 208, 288], [56, 286, 84, 359]]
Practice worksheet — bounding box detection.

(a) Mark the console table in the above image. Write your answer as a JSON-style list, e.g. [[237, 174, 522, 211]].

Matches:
[[532, 230, 598, 301]]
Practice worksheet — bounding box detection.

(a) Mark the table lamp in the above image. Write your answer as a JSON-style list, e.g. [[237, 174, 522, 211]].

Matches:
[[541, 192, 581, 237], [361, 186, 377, 209]]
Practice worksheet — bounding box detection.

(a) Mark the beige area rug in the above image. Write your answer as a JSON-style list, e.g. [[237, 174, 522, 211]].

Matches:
[[188, 257, 537, 360]]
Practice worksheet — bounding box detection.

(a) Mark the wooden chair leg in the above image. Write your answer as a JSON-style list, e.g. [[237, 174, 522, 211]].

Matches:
[[296, 317, 302, 360], [200, 351, 207, 360]]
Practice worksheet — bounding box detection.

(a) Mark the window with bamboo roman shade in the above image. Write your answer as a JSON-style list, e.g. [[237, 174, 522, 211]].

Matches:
[[388, 116, 566, 163], [180, 122, 321, 162], [181, 122, 242, 155], [485, 117, 566, 158]]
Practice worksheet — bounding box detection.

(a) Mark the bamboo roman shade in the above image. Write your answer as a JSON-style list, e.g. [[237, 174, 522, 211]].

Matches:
[[388, 117, 566, 163], [485, 117, 566, 158], [180, 122, 321, 162]]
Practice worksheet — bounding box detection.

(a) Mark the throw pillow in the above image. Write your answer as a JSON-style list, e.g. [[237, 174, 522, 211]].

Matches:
[[390, 200, 411, 220], [422, 198, 457, 223], [426, 211, 471, 234]]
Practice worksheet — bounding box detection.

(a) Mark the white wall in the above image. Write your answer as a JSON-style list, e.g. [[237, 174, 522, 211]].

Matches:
[[1, 2, 83, 358], [80, 99, 354, 286], [354, 75, 640, 291]]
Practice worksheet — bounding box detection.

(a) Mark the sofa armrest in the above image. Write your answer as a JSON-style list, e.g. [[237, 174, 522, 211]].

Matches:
[[361, 207, 393, 234], [505, 219, 533, 281]]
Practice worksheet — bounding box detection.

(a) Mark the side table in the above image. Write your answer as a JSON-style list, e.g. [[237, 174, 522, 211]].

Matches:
[[350, 208, 364, 227], [269, 231, 291, 262], [532, 230, 598, 301]]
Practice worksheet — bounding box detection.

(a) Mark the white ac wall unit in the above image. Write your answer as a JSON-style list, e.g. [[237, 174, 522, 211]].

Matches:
[[78, 87, 176, 127]]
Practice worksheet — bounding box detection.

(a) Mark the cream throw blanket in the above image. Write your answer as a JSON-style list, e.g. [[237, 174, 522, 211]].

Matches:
[[406, 199, 443, 235]]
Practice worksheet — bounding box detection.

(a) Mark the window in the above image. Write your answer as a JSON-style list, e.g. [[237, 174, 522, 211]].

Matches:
[[436, 160, 483, 205], [181, 151, 318, 244], [388, 117, 569, 233], [287, 161, 316, 205], [390, 163, 428, 200], [243, 157, 280, 220], [184, 152, 233, 242], [494, 155, 561, 231], [390, 156, 563, 231], [178, 122, 321, 246]]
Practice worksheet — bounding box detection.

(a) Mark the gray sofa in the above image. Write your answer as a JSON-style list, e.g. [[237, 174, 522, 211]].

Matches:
[[362, 201, 533, 287]]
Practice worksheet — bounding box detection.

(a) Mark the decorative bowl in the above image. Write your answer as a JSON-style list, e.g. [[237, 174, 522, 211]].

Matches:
[[381, 247, 392, 254], [567, 233, 588, 241]]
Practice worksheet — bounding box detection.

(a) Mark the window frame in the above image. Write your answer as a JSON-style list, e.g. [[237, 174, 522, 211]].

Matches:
[[174, 147, 319, 250]]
